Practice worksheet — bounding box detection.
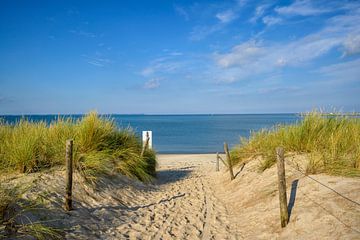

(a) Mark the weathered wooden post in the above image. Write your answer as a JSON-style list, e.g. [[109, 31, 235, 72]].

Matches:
[[224, 142, 235, 180], [141, 131, 150, 157], [216, 152, 220, 172], [276, 147, 288, 227], [65, 139, 73, 211]]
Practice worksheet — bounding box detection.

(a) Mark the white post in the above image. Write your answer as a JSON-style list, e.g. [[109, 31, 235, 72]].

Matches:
[[142, 131, 152, 149]]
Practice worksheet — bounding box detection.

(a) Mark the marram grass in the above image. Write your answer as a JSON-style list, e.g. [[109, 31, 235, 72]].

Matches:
[[0, 184, 63, 239], [231, 112, 360, 177], [0, 112, 157, 182]]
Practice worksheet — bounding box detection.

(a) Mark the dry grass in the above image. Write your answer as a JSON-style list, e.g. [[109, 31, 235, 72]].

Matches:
[[231, 112, 360, 177], [0, 112, 157, 182], [0, 184, 63, 239]]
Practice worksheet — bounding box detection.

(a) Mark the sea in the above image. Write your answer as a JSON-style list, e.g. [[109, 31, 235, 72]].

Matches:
[[0, 114, 301, 153]]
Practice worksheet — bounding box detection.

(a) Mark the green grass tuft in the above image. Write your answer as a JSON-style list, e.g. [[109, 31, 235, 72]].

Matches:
[[0, 112, 157, 182], [231, 111, 360, 177]]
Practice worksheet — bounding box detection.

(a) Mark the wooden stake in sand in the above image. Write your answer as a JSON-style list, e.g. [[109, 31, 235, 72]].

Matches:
[[216, 152, 220, 172], [65, 139, 74, 211], [224, 142, 235, 180], [276, 147, 288, 227]]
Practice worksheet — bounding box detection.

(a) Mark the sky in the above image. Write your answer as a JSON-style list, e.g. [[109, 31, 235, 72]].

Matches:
[[0, 0, 359, 114]]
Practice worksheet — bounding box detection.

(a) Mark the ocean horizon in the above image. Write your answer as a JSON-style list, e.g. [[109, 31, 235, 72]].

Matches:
[[0, 114, 301, 153]]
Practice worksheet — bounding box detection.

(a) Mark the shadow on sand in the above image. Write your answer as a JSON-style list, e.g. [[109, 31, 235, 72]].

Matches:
[[155, 168, 193, 185], [87, 168, 192, 214], [127, 193, 186, 211], [288, 179, 299, 222], [234, 163, 246, 179]]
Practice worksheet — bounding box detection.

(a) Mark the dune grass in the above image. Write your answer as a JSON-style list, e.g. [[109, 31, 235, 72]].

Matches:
[[0, 184, 63, 239], [0, 112, 156, 182], [231, 112, 360, 177]]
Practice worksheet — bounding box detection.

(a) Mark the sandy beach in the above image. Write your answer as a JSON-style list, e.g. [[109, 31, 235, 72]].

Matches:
[[2, 153, 360, 239]]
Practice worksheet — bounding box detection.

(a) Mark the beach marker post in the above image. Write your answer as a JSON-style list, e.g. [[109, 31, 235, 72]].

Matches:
[[141, 131, 152, 157], [276, 147, 289, 227], [224, 142, 235, 180], [216, 152, 220, 171], [65, 139, 74, 211]]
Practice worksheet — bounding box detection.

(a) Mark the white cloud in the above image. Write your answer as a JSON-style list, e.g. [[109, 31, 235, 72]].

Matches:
[[317, 59, 360, 84], [342, 34, 360, 56], [237, 0, 247, 7], [140, 57, 183, 77], [169, 51, 183, 56], [189, 1, 246, 40], [144, 78, 161, 89], [213, 7, 360, 82], [262, 16, 282, 26], [215, 41, 264, 68], [250, 4, 272, 23], [82, 55, 112, 67], [275, 0, 331, 16], [141, 67, 154, 77], [69, 30, 97, 38], [174, 5, 189, 21], [190, 24, 223, 41], [0, 96, 14, 104], [216, 10, 237, 23], [257, 86, 301, 94], [143, 3, 360, 87]]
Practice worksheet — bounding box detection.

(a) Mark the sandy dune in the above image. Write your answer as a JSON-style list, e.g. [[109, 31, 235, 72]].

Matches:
[[1, 154, 360, 239]]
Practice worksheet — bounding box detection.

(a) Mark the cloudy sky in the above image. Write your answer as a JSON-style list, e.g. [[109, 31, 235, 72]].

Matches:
[[0, 0, 359, 114]]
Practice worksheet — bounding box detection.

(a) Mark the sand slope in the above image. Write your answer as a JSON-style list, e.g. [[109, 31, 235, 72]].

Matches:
[[1, 154, 359, 239], [214, 154, 360, 240]]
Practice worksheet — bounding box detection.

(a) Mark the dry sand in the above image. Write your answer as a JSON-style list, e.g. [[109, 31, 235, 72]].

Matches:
[[1, 154, 360, 239]]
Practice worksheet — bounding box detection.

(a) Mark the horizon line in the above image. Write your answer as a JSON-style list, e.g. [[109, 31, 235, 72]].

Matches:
[[0, 112, 304, 116]]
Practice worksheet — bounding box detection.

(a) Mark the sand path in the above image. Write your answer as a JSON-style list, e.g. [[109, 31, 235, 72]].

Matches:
[[110, 154, 240, 240]]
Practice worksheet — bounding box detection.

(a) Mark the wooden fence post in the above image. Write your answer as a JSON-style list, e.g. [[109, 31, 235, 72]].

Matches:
[[65, 139, 73, 211], [216, 152, 220, 172], [141, 132, 150, 157], [276, 147, 288, 227], [224, 142, 235, 180]]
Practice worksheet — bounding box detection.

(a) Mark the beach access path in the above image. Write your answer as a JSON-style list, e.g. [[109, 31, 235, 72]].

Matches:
[[111, 154, 241, 239]]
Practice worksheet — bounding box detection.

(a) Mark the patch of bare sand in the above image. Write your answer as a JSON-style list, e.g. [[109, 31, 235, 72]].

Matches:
[[1, 154, 359, 239]]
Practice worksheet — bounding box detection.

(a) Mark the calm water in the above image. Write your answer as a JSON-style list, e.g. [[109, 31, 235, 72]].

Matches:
[[0, 114, 301, 153]]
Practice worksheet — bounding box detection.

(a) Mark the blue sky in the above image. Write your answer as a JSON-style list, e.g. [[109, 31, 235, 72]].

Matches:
[[0, 0, 359, 114]]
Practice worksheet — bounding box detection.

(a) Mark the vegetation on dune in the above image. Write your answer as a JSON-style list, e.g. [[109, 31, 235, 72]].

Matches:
[[0, 184, 63, 239], [231, 112, 360, 177], [0, 112, 157, 238], [0, 112, 157, 182]]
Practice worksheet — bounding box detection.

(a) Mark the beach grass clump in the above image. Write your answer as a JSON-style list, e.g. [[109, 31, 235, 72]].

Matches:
[[0, 184, 63, 239], [0, 112, 156, 182], [231, 112, 360, 177]]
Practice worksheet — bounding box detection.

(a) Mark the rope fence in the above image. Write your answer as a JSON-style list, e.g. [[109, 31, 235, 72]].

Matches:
[[283, 158, 360, 207], [216, 145, 360, 232]]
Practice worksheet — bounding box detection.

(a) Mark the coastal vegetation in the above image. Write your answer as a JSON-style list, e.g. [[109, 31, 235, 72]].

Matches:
[[0, 112, 157, 182], [231, 112, 360, 177], [0, 184, 63, 239], [0, 112, 156, 238]]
